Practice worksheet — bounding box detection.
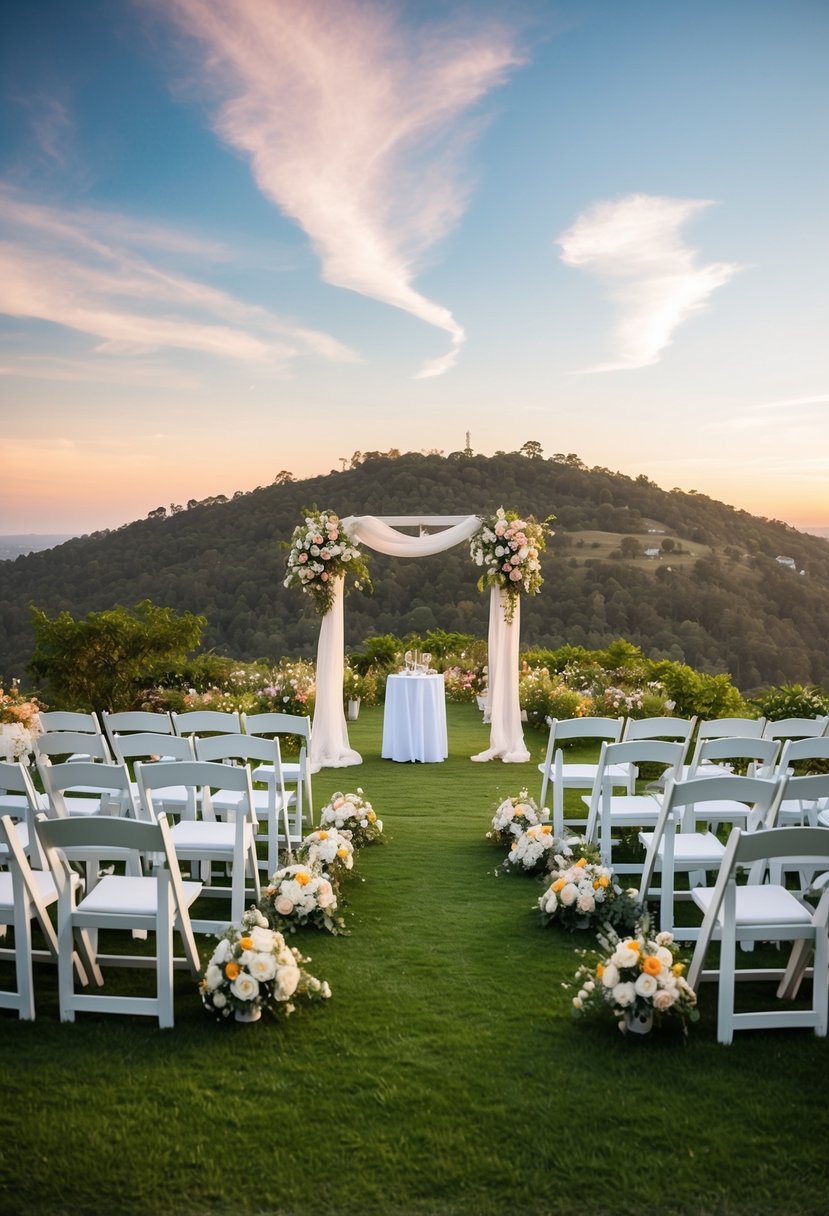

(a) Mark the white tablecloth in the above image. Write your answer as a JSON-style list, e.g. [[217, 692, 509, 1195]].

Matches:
[[381, 673, 448, 763]]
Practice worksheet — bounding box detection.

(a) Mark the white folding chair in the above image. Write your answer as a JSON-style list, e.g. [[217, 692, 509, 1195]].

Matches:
[[39, 711, 103, 736], [762, 716, 829, 742], [582, 740, 686, 873], [35, 812, 202, 1028], [171, 710, 242, 738], [688, 736, 780, 786], [638, 774, 784, 941], [536, 716, 625, 835], [775, 739, 829, 826], [101, 710, 174, 756], [677, 718, 768, 781], [0, 759, 47, 837], [38, 760, 138, 820], [688, 826, 829, 1044], [0, 815, 90, 1020], [242, 711, 314, 827], [107, 732, 195, 817], [136, 760, 260, 933], [195, 734, 295, 877], [763, 773, 829, 891]]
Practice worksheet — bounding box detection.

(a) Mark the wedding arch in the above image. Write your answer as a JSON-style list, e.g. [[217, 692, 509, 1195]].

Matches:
[[284, 509, 550, 771]]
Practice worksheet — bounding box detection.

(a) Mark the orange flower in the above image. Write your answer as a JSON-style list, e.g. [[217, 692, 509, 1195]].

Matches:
[[642, 955, 662, 976], [624, 939, 641, 954], [596, 963, 605, 979], [224, 961, 240, 980], [575, 857, 587, 868], [318, 830, 329, 841], [296, 871, 311, 887], [367, 810, 376, 822], [541, 824, 552, 835], [337, 847, 349, 858], [239, 936, 253, 951], [552, 878, 566, 893], [598, 875, 610, 888], [672, 962, 685, 976]]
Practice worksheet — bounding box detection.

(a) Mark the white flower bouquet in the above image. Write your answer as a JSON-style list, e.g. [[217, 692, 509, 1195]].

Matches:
[[298, 826, 355, 884], [260, 863, 345, 935], [501, 822, 571, 875], [539, 853, 641, 932], [284, 509, 371, 615], [571, 918, 698, 1036], [469, 507, 552, 623], [200, 907, 332, 1022], [487, 789, 549, 846], [319, 789, 385, 848]]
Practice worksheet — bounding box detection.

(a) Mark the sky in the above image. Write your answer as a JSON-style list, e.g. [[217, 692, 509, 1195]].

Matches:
[[0, 0, 827, 535]]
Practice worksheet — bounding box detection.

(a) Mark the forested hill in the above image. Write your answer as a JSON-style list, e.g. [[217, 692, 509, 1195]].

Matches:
[[1, 451, 828, 688]]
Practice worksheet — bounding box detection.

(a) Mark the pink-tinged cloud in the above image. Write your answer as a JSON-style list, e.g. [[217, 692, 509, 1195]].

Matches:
[[557, 194, 741, 371], [0, 190, 358, 368], [156, 0, 522, 376]]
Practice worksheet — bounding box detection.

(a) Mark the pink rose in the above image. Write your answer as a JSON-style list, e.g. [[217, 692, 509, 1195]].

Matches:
[[313, 534, 323, 544], [509, 568, 522, 581], [502, 562, 512, 573], [298, 553, 308, 563], [653, 989, 676, 1011], [327, 530, 339, 541], [320, 571, 329, 580], [275, 895, 294, 916]]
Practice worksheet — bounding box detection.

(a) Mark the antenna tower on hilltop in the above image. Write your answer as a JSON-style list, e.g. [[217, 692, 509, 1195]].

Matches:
[[464, 431, 472, 458]]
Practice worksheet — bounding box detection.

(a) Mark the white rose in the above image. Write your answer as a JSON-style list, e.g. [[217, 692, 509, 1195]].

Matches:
[[249, 953, 277, 982], [612, 981, 636, 1008], [210, 939, 232, 965], [230, 973, 260, 1002], [212, 992, 227, 1009], [320, 981, 332, 999], [601, 963, 619, 989], [576, 892, 595, 914], [611, 945, 640, 969], [273, 962, 300, 1001], [653, 989, 676, 1011], [655, 946, 674, 968], [205, 964, 224, 991], [560, 883, 579, 907], [634, 973, 658, 998]]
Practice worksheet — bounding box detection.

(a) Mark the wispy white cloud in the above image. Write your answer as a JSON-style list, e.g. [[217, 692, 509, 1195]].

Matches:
[[706, 392, 829, 433], [155, 0, 523, 377], [0, 188, 358, 370], [557, 194, 740, 372]]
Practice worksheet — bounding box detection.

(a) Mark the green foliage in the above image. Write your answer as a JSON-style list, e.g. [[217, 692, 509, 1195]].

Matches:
[[748, 682, 829, 721], [28, 599, 205, 711], [650, 660, 747, 719]]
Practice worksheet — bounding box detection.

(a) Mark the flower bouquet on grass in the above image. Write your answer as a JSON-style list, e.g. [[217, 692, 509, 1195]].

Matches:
[[319, 789, 385, 848], [297, 827, 355, 885], [260, 863, 346, 935], [570, 917, 698, 1037], [501, 822, 571, 876], [200, 907, 331, 1023], [487, 789, 550, 846], [538, 851, 642, 933], [284, 509, 371, 615]]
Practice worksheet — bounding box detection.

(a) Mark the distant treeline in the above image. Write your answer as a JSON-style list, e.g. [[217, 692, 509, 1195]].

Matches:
[[1, 450, 827, 688]]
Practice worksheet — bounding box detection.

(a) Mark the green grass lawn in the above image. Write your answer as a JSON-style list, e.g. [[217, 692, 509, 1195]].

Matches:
[[1, 704, 827, 1216]]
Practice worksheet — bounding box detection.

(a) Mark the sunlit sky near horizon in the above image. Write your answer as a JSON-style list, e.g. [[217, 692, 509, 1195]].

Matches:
[[1, 0, 827, 535]]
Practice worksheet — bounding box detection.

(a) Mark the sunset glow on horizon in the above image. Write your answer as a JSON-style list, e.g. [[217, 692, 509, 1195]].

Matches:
[[1, 1, 827, 536]]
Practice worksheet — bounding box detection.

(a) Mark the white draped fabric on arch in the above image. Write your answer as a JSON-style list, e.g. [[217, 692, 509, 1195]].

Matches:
[[308, 514, 530, 771]]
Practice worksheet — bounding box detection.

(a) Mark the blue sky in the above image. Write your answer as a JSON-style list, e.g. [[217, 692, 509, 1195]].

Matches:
[[1, 0, 827, 533]]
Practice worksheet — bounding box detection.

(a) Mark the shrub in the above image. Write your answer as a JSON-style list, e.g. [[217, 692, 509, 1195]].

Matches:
[[748, 683, 829, 721]]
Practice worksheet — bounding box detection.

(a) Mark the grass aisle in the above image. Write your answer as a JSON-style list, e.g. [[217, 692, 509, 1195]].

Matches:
[[1, 704, 827, 1216]]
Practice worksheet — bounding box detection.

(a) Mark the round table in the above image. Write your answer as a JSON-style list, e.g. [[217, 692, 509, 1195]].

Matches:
[[381, 673, 448, 763]]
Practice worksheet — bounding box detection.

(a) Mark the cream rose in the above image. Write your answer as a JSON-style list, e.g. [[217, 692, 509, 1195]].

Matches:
[[230, 973, 260, 1002]]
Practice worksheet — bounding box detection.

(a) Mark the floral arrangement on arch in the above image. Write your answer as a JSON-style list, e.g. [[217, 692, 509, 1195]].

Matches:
[[538, 853, 641, 933], [571, 918, 698, 1036], [487, 789, 549, 847], [319, 789, 385, 848], [284, 509, 371, 615], [0, 680, 45, 760], [297, 826, 355, 884], [259, 864, 345, 935], [469, 507, 552, 623], [199, 907, 331, 1021]]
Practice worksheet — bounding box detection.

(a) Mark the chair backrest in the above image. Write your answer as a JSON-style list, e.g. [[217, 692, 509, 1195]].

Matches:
[[689, 736, 780, 776], [777, 736, 829, 772], [38, 711, 102, 736], [101, 710, 173, 753], [38, 760, 138, 818], [762, 716, 829, 741], [34, 732, 112, 763], [596, 738, 687, 772], [195, 732, 281, 767], [548, 716, 623, 744], [109, 732, 194, 766], [136, 759, 257, 825], [622, 716, 697, 743], [241, 711, 312, 746], [696, 716, 766, 741], [171, 710, 242, 737]]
